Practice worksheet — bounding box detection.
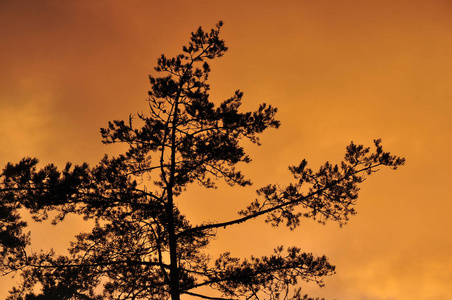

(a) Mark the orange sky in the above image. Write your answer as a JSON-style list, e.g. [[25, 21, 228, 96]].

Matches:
[[1, 0, 451, 299]]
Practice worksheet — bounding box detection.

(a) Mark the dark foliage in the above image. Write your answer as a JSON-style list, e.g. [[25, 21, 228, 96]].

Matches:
[[0, 22, 404, 300]]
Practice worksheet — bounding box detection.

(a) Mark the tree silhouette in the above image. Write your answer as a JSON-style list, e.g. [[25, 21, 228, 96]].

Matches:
[[0, 22, 405, 300]]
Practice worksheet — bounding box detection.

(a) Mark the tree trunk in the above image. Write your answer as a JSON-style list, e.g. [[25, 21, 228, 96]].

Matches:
[[168, 97, 180, 300]]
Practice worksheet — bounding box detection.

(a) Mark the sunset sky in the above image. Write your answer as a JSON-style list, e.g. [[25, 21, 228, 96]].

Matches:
[[1, 1, 451, 299]]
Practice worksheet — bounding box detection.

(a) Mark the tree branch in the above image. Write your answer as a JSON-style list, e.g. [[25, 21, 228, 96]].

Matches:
[[25, 259, 170, 269], [177, 163, 382, 237], [182, 291, 236, 300]]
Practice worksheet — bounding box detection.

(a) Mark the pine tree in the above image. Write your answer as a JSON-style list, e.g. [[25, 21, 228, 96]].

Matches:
[[0, 22, 404, 300]]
